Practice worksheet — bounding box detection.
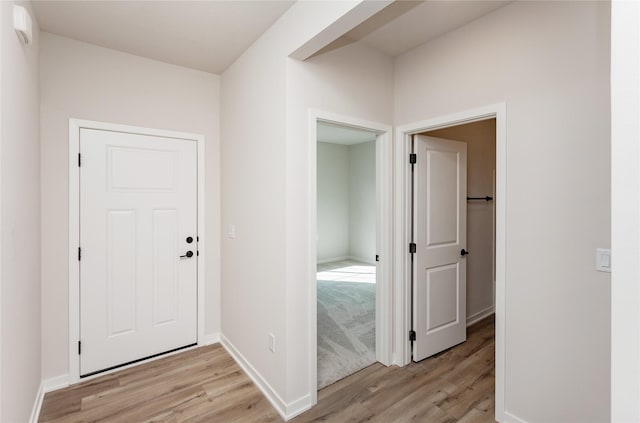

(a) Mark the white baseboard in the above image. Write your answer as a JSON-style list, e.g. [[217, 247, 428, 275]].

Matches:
[[467, 305, 495, 327], [29, 374, 71, 423], [43, 374, 70, 392], [201, 332, 220, 346], [391, 351, 402, 367], [220, 335, 312, 421], [29, 382, 45, 423], [504, 410, 528, 423], [347, 255, 376, 265], [285, 393, 312, 420], [317, 256, 349, 264], [318, 256, 377, 265]]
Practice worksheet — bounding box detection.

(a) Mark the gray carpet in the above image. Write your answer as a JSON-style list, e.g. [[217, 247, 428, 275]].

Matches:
[[317, 280, 375, 389]]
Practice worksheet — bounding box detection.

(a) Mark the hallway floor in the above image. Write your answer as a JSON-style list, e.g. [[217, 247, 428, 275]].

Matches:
[[39, 316, 494, 422], [294, 314, 495, 422]]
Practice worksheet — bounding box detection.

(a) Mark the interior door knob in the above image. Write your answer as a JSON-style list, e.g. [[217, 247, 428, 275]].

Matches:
[[180, 250, 194, 258], [460, 249, 469, 256]]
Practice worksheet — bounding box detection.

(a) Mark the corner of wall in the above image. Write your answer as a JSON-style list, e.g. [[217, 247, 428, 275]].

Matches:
[[2, 0, 42, 421], [219, 328, 314, 420]]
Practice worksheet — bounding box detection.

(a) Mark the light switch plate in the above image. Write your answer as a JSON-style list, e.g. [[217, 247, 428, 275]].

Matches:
[[268, 333, 275, 353], [596, 248, 611, 273]]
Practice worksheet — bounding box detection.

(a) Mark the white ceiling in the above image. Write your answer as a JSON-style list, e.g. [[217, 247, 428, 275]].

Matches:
[[32, 1, 295, 74], [31, 1, 511, 75], [345, 0, 511, 56], [317, 122, 377, 145]]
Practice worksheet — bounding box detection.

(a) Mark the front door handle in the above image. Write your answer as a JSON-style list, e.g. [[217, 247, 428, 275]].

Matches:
[[180, 251, 194, 258], [460, 249, 469, 256]]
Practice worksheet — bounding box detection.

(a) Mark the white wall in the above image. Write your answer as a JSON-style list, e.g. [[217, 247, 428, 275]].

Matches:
[[317, 142, 349, 262], [39, 33, 221, 381], [425, 120, 496, 321], [348, 140, 375, 264], [1, 1, 42, 421], [317, 140, 375, 264], [286, 42, 393, 403], [611, 1, 640, 420], [220, 2, 390, 414], [220, 14, 289, 409], [395, 2, 610, 421]]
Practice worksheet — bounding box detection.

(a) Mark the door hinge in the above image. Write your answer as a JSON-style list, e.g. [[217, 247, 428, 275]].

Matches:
[[375, 254, 379, 262], [78, 247, 81, 261], [409, 330, 416, 342], [409, 243, 416, 254], [78, 153, 81, 167], [78, 341, 81, 355], [409, 153, 416, 164]]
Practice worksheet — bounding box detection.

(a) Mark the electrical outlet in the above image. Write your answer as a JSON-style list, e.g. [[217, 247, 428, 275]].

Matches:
[[268, 333, 275, 353], [596, 248, 611, 273]]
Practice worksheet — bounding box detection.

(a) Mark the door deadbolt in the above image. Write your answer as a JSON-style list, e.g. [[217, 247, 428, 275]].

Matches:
[[186, 236, 194, 244]]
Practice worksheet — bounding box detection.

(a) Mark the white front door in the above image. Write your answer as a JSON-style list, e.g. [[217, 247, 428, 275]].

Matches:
[[413, 135, 467, 362], [79, 128, 197, 376]]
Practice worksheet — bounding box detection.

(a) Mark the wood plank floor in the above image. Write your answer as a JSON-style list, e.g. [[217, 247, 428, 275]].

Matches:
[[40, 316, 494, 422]]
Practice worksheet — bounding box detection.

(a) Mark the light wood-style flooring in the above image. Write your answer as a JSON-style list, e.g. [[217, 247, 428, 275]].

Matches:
[[39, 316, 494, 422]]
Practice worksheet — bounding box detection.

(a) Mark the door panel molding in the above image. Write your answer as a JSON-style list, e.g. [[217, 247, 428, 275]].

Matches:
[[68, 119, 206, 384], [394, 103, 506, 421]]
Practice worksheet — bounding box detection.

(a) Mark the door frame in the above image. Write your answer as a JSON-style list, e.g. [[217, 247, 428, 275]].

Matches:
[[67, 119, 206, 384], [393, 103, 506, 421], [308, 109, 393, 405]]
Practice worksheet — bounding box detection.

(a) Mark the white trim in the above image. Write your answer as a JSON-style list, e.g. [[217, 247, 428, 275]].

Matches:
[[220, 335, 312, 421], [316, 255, 350, 264], [308, 109, 393, 407], [317, 256, 377, 266], [284, 394, 313, 420], [67, 118, 206, 384], [29, 382, 44, 423], [0, 2, 3, 415], [611, 2, 640, 421], [467, 306, 495, 327], [393, 103, 507, 422], [30, 373, 71, 422], [504, 410, 528, 423], [201, 333, 220, 346], [43, 374, 70, 393], [196, 123, 206, 347], [348, 255, 377, 266]]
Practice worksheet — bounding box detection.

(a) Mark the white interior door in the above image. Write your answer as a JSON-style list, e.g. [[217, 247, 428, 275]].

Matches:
[[80, 128, 197, 376], [413, 135, 467, 362]]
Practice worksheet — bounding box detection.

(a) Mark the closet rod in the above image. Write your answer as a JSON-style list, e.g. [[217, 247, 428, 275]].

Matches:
[[467, 196, 493, 201]]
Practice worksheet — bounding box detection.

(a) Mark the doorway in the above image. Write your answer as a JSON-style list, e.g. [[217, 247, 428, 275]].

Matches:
[[316, 122, 377, 388], [411, 119, 496, 362], [68, 119, 207, 384], [393, 103, 506, 419], [308, 111, 392, 404]]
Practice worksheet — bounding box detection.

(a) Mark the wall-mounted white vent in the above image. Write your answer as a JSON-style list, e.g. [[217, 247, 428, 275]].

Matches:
[[13, 5, 33, 45]]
